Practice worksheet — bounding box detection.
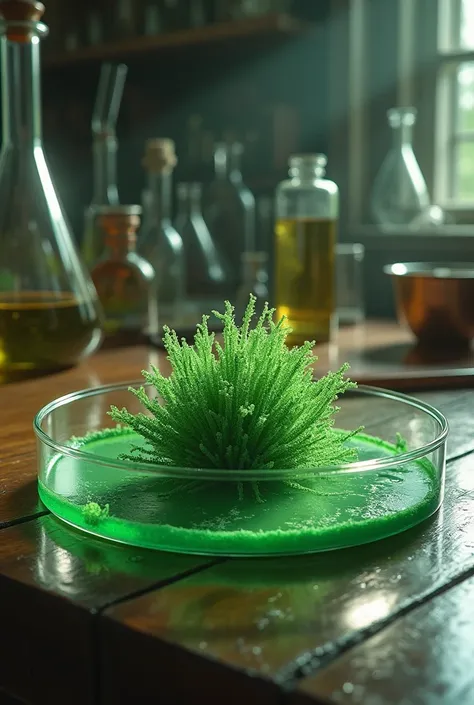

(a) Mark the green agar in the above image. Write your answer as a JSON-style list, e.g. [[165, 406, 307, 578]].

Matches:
[[38, 428, 441, 556]]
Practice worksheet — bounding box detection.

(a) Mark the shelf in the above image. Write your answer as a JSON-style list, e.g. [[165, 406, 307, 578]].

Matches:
[[44, 13, 308, 69], [348, 224, 474, 253]]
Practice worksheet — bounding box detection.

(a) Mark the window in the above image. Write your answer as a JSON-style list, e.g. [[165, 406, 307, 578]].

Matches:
[[333, 0, 474, 230], [436, 0, 474, 205]]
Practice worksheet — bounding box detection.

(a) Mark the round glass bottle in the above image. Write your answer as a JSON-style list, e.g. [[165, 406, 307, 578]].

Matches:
[[0, 0, 102, 381], [274, 154, 338, 345]]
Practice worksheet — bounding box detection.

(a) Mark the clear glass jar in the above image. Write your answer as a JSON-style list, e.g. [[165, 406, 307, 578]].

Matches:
[[91, 206, 158, 348], [0, 0, 102, 382], [370, 107, 431, 227], [274, 154, 338, 345]]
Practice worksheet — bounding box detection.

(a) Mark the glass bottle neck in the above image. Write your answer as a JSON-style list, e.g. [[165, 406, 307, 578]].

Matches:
[[392, 123, 413, 147], [214, 150, 242, 182], [148, 170, 172, 224], [105, 235, 135, 257], [92, 134, 119, 205], [177, 190, 201, 218], [214, 150, 228, 179], [189, 189, 202, 214], [1, 36, 42, 148], [290, 166, 326, 181]]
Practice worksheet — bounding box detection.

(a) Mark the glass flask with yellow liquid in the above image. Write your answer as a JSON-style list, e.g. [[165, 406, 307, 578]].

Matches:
[[0, 0, 103, 381], [274, 154, 338, 345]]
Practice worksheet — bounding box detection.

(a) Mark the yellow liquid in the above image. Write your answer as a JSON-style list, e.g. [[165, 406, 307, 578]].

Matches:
[[275, 217, 336, 345], [0, 291, 101, 381]]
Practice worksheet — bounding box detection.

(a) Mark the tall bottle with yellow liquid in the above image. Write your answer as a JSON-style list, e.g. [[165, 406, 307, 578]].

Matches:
[[274, 154, 338, 345]]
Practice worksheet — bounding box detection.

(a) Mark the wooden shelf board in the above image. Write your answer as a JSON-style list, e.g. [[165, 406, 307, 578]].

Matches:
[[44, 13, 308, 69]]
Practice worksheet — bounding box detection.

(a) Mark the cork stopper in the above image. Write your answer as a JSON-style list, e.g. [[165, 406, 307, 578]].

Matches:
[[0, 0, 45, 41], [97, 205, 142, 243], [142, 138, 177, 174]]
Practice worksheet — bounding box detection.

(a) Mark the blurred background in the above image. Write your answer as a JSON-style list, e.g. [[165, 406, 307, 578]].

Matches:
[[37, 0, 474, 320]]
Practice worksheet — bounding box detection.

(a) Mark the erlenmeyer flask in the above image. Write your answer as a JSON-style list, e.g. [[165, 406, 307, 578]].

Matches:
[[0, 0, 103, 381], [370, 107, 430, 227]]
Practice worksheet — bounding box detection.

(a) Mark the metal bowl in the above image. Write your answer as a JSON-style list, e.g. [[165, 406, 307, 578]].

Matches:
[[384, 262, 474, 346]]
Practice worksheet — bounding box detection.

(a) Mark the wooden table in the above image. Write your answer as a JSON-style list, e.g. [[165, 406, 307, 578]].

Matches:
[[2, 322, 474, 705]]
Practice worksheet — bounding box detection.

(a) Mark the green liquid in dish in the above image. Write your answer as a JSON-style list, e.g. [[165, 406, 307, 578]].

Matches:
[[38, 428, 441, 556]]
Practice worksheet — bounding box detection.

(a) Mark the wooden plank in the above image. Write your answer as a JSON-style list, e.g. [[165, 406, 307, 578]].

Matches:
[[293, 574, 474, 705], [0, 514, 216, 705], [99, 400, 474, 704], [0, 346, 168, 527]]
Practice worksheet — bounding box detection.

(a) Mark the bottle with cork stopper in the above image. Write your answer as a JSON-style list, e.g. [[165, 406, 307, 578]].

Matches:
[[138, 138, 184, 328], [0, 0, 102, 380], [92, 205, 158, 347]]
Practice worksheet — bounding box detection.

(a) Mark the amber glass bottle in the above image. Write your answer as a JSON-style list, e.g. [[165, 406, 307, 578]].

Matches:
[[92, 206, 158, 347]]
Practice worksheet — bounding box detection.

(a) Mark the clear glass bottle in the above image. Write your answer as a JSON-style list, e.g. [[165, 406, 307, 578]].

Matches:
[[274, 154, 338, 346], [370, 107, 431, 227], [205, 142, 255, 298], [0, 0, 102, 381], [92, 206, 158, 347], [138, 139, 185, 327], [175, 182, 227, 305]]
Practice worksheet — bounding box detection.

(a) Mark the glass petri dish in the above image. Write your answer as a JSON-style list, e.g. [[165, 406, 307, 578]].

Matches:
[[34, 383, 448, 556]]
